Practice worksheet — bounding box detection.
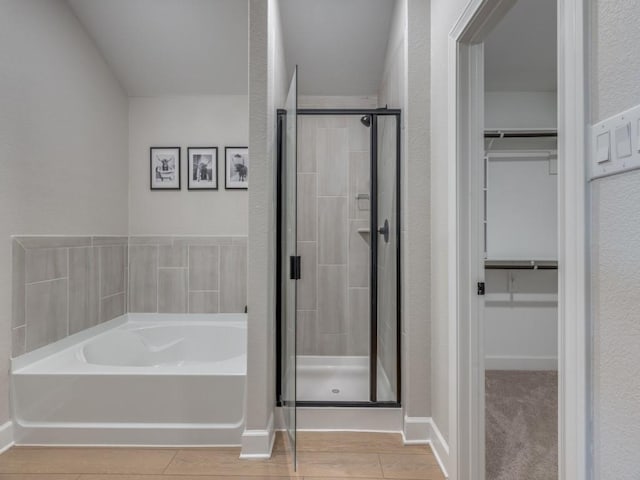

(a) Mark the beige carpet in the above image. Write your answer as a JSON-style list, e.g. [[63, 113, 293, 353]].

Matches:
[[485, 370, 558, 480]]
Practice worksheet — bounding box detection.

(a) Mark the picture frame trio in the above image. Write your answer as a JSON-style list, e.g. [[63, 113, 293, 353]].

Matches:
[[150, 146, 249, 191]]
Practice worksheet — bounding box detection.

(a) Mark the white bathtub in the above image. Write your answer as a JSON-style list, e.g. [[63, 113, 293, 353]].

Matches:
[[11, 313, 246, 446]]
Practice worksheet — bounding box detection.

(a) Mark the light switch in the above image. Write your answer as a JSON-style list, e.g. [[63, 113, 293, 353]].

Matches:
[[615, 123, 632, 158], [597, 131, 611, 164]]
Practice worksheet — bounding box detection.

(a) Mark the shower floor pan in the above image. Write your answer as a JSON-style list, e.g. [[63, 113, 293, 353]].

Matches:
[[296, 356, 394, 402]]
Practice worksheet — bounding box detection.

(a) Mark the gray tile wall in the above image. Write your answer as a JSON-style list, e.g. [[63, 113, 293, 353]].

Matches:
[[128, 236, 247, 315], [12, 236, 128, 356], [296, 115, 371, 356], [11, 235, 248, 357]]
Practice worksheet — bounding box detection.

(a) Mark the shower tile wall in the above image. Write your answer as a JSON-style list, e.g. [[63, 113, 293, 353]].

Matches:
[[296, 115, 371, 356], [128, 236, 247, 314], [11, 236, 128, 356]]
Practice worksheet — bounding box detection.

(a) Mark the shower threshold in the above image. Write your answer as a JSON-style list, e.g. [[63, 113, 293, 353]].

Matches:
[[296, 355, 394, 403]]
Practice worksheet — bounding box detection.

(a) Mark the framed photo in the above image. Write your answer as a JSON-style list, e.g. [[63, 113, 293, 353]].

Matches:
[[188, 147, 218, 190], [150, 147, 180, 190], [225, 147, 249, 190]]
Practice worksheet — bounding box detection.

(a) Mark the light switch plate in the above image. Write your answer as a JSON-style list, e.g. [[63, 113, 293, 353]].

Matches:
[[591, 104, 640, 180], [615, 123, 632, 158], [596, 131, 610, 163]]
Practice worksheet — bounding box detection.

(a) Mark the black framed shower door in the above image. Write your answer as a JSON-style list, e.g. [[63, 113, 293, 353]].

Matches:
[[276, 107, 402, 408]]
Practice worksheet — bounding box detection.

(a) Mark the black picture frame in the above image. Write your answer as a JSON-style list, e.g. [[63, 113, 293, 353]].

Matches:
[[150, 147, 181, 190], [225, 146, 249, 190], [187, 147, 218, 190]]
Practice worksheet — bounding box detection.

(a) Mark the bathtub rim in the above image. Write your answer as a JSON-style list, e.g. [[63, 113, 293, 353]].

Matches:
[[11, 313, 248, 374]]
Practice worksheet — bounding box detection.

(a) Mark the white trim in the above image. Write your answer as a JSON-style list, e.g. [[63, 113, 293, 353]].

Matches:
[[402, 415, 429, 443], [239, 412, 275, 459], [0, 421, 14, 454], [428, 420, 450, 479], [557, 0, 588, 478], [484, 355, 558, 371], [401, 417, 450, 479]]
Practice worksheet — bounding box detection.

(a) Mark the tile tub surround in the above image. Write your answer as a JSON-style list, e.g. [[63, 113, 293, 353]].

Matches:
[[12, 236, 128, 356], [128, 236, 247, 314], [12, 235, 247, 356]]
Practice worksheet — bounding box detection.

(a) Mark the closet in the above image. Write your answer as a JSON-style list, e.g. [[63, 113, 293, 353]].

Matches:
[[483, 130, 558, 371]]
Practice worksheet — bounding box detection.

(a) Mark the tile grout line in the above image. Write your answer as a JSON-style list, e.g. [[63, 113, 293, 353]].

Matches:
[[22, 246, 27, 353], [217, 245, 221, 313], [98, 245, 103, 324], [66, 247, 70, 336], [25, 276, 69, 287], [101, 291, 126, 301], [187, 243, 191, 313], [126, 240, 130, 314], [156, 244, 160, 314]]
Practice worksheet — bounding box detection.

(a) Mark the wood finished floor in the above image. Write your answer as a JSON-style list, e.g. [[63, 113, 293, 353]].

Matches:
[[0, 432, 445, 480]]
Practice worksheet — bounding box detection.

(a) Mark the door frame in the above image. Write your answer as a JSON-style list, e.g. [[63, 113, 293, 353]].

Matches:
[[448, 1, 588, 479], [274, 108, 403, 408]]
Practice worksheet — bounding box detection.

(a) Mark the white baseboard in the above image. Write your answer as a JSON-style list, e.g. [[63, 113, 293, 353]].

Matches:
[[401, 416, 430, 443], [426, 419, 450, 479], [402, 416, 449, 478], [239, 412, 275, 458], [485, 355, 558, 370], [0, 421, 14, 454]]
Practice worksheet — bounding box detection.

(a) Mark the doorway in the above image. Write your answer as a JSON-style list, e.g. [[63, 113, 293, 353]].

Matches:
[[449, 0, 587, 478]]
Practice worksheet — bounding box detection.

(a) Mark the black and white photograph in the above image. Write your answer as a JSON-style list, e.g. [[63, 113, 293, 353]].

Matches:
[[225, 147, 249, 190], [188, 147, 218, 190], [150, 147, 180, 190]]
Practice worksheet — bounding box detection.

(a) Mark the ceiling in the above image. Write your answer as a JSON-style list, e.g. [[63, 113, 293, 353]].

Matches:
[[280, 0, 395, 96], [67, 0, 248, 97], [484, 0, 557, 92]]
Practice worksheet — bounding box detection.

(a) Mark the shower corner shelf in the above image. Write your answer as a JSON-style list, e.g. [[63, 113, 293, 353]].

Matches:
[[357, 227, 371, 236]]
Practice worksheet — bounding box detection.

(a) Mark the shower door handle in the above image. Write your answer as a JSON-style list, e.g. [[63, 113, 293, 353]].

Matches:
[[377, 219, 390, 243], [289, 256, 301, 280]]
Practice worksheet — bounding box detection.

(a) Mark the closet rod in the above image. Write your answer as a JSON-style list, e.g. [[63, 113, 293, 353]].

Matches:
[[485, 260, 558, 270], [484, 129, 557, 138], [485, 264, 558, 270]]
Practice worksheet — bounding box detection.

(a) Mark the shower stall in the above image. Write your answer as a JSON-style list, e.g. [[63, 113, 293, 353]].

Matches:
[[276, 70, 401, 434]]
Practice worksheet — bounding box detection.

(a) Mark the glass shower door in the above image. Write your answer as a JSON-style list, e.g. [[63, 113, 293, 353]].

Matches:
[[281, 67, 298, 467], [374, 114, 399, 402]]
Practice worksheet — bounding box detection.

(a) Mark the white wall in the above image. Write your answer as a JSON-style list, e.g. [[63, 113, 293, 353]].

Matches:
[[243, 0, 287, 456], [485, 91, 557, 129], [0, 0, 129, 426], [128, 96, 248, 235], [484, 269, 558, 370], [379, 0, 433, 440], [590, 0, 640, 477]]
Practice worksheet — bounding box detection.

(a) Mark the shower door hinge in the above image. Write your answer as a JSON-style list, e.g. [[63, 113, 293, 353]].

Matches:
[[290, 256, 301, 280], [477, 282, 485, 296]]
